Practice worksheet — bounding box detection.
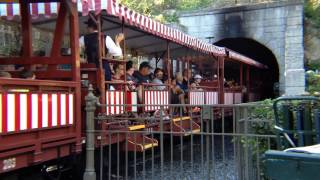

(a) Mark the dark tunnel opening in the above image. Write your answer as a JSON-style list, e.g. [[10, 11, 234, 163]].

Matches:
[[215, 38, 280, 99]]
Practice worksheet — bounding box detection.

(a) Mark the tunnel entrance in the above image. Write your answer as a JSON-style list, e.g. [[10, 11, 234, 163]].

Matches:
[[215, 38, 279, 99]]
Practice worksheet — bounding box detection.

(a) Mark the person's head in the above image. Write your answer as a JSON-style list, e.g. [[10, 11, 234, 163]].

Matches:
[[0, 71, 11, 78], [194, 74, 202, 84], [176, 72, 183, 82], [84, 18, 98, 33], [139, 62, 152, 76], [183, 69, 192, 79], [154, 68, 164, 80], [20, 69, 35, 79], [115, 33, 125, 43], [126, 61, 135, 76], [113, 63, 124, 76]]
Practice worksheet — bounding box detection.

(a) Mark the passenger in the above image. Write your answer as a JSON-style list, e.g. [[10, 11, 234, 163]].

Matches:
[[20, 69, 36, 79], [170, 77, 187, 114], [0, 71, 11, 78], [111, 63, 125, 90], [79, 18, 114, 81], [152, 68, 166, 90], [191, 74, 203, 91], [126, 61, 137, 91], [105, 33, 125, 59], [176, 72, 187, 93], [182, 69, 192, 91], [133, 62, 152, 103], [133, 61, 152, 84]]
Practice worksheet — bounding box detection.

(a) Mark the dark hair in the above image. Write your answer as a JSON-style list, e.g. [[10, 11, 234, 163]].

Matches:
[[154, 68, 163, 75], [139, 61, 151, 71], [20, 69, 35, 79], [126, 61, 133, 71], [113, 63, 124, 73]]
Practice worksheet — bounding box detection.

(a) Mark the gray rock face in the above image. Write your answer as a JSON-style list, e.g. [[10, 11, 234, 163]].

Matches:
[[179, 0, 305, 96]]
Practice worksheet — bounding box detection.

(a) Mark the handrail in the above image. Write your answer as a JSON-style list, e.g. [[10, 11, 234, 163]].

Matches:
[[0, 78, 78, 87]]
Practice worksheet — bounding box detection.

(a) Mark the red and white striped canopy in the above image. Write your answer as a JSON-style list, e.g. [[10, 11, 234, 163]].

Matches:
[[0, 0, 266, 68]]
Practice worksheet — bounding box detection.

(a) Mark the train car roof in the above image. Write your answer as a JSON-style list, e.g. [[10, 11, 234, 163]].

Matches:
[[0, 0, 266, 69]]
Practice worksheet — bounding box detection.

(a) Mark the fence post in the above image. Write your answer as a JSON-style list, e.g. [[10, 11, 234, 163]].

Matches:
[[83, 85, 97, 180]]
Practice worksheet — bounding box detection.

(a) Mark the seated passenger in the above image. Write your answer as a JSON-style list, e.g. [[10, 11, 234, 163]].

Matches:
[[190, 74, 203, 91], [152, 68, 166, 90], [133, 62, 152, 84], [20, 69, 35, 79], [126, 61, 137, 91], [133, 62, 152, 103], [176, 72, 187, 93], [0, 71, 11, 78], [182, 68, 192, 92], [170, 77, 187, 114], [111, 63, 125, 90]]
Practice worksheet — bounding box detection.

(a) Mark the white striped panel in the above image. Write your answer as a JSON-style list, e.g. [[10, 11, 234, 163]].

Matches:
[[235, 93, 242, 104], [120, 91, 124, 113], [0, 94, 2, 133], [7, 94, 15, 132], [20, 94, 27, 131], [110, 91, 115, 115], [106, 91, 109, 115], [51, 94, 58, 126], [224, 93, 233, 105], [69, 94, 74, 125], [12, 4, 19, 16], [0, 4, 7, 17], [60, 94, 66, 125], [31, 94, 38, 129], [77, 0, 83, 12], [131, 92, 138, 112], [42, 94, 49, 127], [115, 91, 120, 114], [38, 3, 45, 14], [51, 3, 58, 14]]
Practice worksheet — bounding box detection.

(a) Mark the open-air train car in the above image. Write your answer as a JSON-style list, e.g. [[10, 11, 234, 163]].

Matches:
[[0, 0, 267, 177]]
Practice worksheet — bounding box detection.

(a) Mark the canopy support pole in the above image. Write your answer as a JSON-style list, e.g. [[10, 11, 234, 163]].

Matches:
[[218, 57, 225, 104], [20, 0, 32, 59], [246, 65, 251, 102], [69, 0, 82, 153]]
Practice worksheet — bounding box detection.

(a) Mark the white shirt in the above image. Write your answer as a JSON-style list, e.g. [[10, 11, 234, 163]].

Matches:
[[79, 35, 123, 58], [105, 36, 123, 57]]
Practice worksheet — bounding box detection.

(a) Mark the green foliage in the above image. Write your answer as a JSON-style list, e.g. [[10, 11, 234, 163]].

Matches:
[[306, 70, 320, 94], [120, 0, 214, 23], [305, 0, 320, 27]]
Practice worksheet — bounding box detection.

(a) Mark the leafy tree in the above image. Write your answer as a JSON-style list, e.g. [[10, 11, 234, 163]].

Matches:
[[305, 0, 320, 27], [120, 0, 214, 23]]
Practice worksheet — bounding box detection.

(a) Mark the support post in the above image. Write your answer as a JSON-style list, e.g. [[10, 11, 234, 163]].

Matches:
[[246, 65, 250, 102], [166, 41, 171, 84], [83, 85, 97, 180], [218, 57, 225, 104], [20, 0, 32, 58]]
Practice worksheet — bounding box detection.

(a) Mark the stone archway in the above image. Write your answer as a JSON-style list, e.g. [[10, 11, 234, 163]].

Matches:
[[215, 38, 279, 98]]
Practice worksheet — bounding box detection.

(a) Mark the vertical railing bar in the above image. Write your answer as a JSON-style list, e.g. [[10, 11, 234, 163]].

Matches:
[[190, 104, 194, 180], [222, 108, 226, 180], [211, 106, 215, 180], [170, 105, 174, 178], [206, 106, 210, 180], [233, 107, 237, 179], [117, 133, 120, 180], [125, 131, 128, 180], [201, 107, 204, 179], [143, 128, 146, 180], [160, 106, 164, 180], [151, 126, 155, 180], [100, 133, 103, 180], [108, 132, 112, 180], [180, 106, 183, 178], [244, 107, 249, 180], [256, 137, 261, 180], [134, 132, 137, 180]]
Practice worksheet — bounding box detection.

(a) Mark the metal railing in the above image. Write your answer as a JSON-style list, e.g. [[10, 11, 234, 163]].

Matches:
[[84, 86, 277, 180]]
